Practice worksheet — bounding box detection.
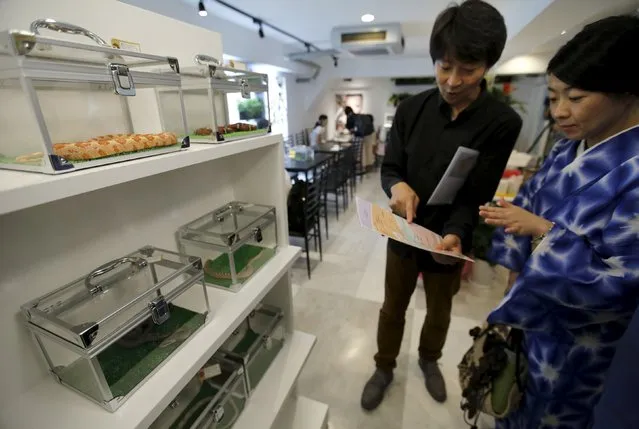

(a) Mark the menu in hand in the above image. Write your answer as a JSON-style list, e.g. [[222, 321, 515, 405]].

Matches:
[[356, 197, 474, 262]]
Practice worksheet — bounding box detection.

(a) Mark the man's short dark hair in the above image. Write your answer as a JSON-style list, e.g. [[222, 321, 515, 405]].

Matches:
[[344, 106, 354, 116], [319, 114, 328, 121], [430, 0, 507, 68]]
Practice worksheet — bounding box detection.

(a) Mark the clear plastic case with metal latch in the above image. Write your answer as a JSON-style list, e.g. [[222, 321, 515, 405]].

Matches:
[[216, 303, 285, 393], [20, 246, 210, 412], [150, 355, 248, 429], [0, 19, 190, 174], [177, 202, 278, 292], [157, 54, 270, 144]]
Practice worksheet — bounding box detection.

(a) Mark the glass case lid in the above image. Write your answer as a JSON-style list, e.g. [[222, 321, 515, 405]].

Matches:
[[180, 202, 276, 247], [175, 55, 267, 93], [21, 246, 203, 350], [1, 19, 179, 74]]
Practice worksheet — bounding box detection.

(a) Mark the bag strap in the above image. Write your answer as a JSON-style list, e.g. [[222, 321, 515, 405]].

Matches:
[[510, 328, 525, 391]]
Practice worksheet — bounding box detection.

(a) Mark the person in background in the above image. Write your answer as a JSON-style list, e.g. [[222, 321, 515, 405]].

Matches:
[[361, 0, 522, 411], [310, 114, 328, 146], [344, 106, 376, 171], [479, 15, 639, 429]]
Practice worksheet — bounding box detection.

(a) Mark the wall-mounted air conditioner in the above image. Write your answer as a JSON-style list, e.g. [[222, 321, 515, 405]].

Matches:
[[331, 23, 405, 56]]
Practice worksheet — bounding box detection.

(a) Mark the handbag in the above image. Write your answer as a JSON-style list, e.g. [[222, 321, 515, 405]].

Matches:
[[458, 323, 527, 428]]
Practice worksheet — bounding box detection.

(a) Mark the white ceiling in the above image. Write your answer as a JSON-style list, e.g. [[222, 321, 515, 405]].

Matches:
[[193, 0, 553, 56], [185, 0, 638, 66]]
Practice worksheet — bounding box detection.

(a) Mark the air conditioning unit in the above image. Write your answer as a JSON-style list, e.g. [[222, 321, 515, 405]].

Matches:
[[331, 23, 405, 56]]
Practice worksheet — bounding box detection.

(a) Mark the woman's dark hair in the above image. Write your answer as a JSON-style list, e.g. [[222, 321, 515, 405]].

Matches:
[[344, 106, 354, 116], [548, 15, 639, 96], [430, 0, 507, 68], [315, 114, 328, 127]]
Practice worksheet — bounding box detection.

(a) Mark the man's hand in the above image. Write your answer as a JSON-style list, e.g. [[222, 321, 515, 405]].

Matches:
[[390, 182, 420, 223], [479, 199, 553, 236], [433, 234, 463, 265]]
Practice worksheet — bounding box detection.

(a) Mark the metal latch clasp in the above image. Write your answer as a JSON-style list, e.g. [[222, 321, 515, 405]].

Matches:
[[240, 78, 249, 99], [253, 226, 263, 243], [149, 295, 170, 325], [109, 63, 136, 96]]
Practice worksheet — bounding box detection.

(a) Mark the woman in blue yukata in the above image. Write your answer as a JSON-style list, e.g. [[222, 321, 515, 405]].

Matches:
[[478, 15, 639, 429]]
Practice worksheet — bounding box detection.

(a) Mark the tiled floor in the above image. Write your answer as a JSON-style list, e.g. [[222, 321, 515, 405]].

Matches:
[[290, 173, 507, 429]]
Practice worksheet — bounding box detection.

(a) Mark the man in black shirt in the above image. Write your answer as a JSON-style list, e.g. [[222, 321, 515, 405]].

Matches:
[[345, 107, 377, 170], [361, 0, 522, 411]]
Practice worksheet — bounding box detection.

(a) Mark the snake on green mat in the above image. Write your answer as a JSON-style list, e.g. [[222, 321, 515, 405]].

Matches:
[[97, 305, 206, 398], [204, 245, 275, 287]]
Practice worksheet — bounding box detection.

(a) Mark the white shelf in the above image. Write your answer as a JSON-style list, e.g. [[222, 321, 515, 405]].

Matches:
[[0, 245, 300, 429], [284, 396, 330, 429], [0, 134, 282, 216], [233, 331, 317, 429]]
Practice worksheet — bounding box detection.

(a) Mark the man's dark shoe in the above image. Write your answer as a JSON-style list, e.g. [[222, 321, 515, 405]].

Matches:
[[361, 368, 393, 411], [419, 358, 447, 403]]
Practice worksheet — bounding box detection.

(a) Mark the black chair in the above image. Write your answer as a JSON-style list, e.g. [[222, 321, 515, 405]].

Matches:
[[348, 138, 365, 198], [342, 145, 357, 199], [303, 128, 312, 146], [325, 151, 350, 220], [317, 158, 332, 240], [294, 132, 306, 146], [288, 168, 324, 279]]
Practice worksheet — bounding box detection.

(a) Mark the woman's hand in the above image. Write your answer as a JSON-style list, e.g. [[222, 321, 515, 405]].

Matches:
[[479, 199, 553, 236]]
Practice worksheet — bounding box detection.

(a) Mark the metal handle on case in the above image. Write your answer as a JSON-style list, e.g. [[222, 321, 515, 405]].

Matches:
[[85, 256, 148, 295], [240, 78, 250, 99], [109, 63, 136, 96], [29, 19, 109, 47], [194, 54, 220, 66]]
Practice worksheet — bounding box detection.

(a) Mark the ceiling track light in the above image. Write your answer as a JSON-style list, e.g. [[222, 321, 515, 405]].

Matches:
[[213, 0, 337, 61], [198, 1, 207, 17], [253, 18, 265, 38]]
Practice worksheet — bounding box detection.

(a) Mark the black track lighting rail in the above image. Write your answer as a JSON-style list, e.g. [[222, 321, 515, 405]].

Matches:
[[210, 0, 338, 65]]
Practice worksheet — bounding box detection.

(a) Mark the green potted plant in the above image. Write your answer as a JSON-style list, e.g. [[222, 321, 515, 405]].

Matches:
[[388, 93, 413, 107], [237, 98, 265, 120]]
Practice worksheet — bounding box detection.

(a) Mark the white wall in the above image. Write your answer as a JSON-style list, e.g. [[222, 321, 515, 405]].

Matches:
[[285, 74, 310, 137], [0, 0, 223, 68], [506, 75, 548, 152], [298, 75, 546, 155], [302, 78, 434, 139], [121, 0, 314, 76], [495, 53, 552, 75]]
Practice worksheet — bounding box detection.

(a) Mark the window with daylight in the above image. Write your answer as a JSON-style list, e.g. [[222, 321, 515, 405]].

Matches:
[[249, 64, 288, 137]]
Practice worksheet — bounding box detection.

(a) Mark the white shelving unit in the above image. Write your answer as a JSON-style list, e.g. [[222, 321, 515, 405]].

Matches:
[[0, 135, 328, 429], [274, 397, 330, 429]]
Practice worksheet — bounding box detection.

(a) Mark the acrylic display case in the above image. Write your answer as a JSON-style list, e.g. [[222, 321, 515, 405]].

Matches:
[[177, 202, 278, 292], [150, 355, 248, 429], [157, 54, 270, 144], [216, 304, 285, 393], [0, 19, 189, 174], [20, 246, 209, 412]]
